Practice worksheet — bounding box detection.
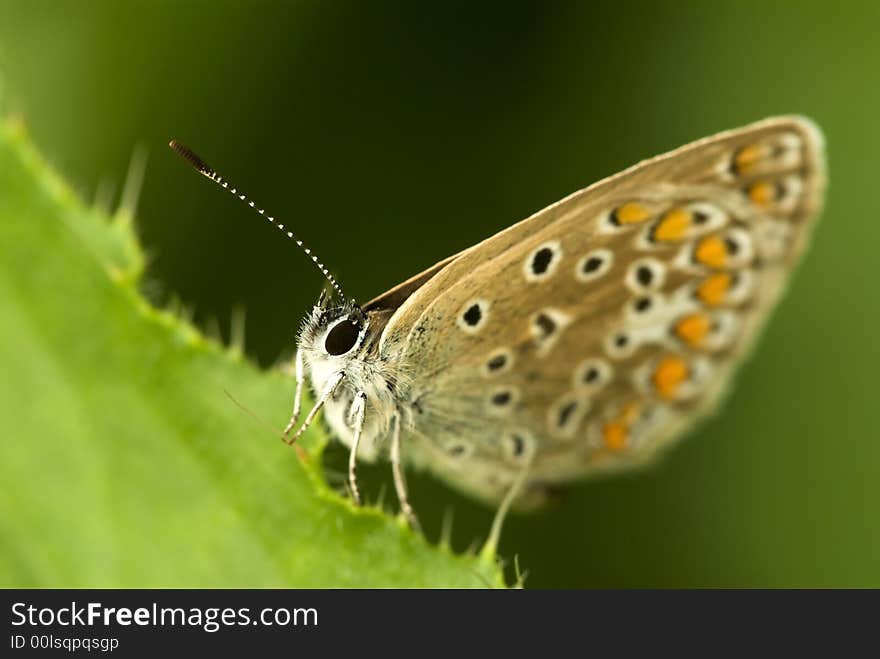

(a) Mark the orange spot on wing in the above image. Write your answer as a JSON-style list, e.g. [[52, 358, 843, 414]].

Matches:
[[652, 207, 691, 242], [733, 144, 765, 175], [614, 202, 651, 225], [602, 422, 627, 451], [675, 313, 711, 348], [695, 235, 728, 268], [602, 402, 642, 451], [697, 272, 732, 306], [747, 181, 775, 208], [653, 355, 689, 400]]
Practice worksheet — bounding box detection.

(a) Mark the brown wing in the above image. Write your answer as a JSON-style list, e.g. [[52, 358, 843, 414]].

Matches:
[[364, 254, 459, 312], [377, 116, 825, 506]]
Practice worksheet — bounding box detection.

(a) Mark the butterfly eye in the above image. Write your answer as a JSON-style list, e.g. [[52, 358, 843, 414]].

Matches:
[[324, 319, 361, 356]]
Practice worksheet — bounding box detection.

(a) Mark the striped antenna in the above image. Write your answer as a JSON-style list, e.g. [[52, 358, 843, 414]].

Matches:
[[169, 140, 346, 300]]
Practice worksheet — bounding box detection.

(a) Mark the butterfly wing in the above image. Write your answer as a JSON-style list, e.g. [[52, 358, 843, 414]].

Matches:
[[377, 116, 825, 506]]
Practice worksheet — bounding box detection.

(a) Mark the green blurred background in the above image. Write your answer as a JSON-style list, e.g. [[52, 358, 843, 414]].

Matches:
[[1, 0, 877, 587]]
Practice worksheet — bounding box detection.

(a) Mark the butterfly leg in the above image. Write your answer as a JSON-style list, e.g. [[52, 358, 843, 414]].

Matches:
[[347, 391, 367, 506], [390, 416, 421, 531], [282, 347, 306, 437], [480, 457, 533, 561], [284, 370, 345, 445]]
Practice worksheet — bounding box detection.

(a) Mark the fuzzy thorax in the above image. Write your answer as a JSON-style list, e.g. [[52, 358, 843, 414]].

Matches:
[[297, 301, 404, 462]]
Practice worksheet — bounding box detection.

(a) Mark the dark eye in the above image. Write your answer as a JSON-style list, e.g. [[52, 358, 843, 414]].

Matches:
[[324, 320, 360, 356]]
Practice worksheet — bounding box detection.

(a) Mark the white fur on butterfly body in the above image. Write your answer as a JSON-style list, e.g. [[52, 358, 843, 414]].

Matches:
[[297, 303, 402, 463]]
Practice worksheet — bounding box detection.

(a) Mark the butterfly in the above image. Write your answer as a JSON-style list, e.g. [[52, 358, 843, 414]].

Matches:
[[171, 116, 826, 535]]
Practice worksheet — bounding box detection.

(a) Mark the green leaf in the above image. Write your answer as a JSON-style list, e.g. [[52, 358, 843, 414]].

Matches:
[[0, 117, 503, 588]]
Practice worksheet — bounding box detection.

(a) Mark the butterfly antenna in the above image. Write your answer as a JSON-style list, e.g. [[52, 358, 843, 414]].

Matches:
[[169, 140, 346, 300]]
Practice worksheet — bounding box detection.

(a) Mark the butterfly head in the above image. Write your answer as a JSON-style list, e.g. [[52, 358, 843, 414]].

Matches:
[[299, 294, 370, 369]]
